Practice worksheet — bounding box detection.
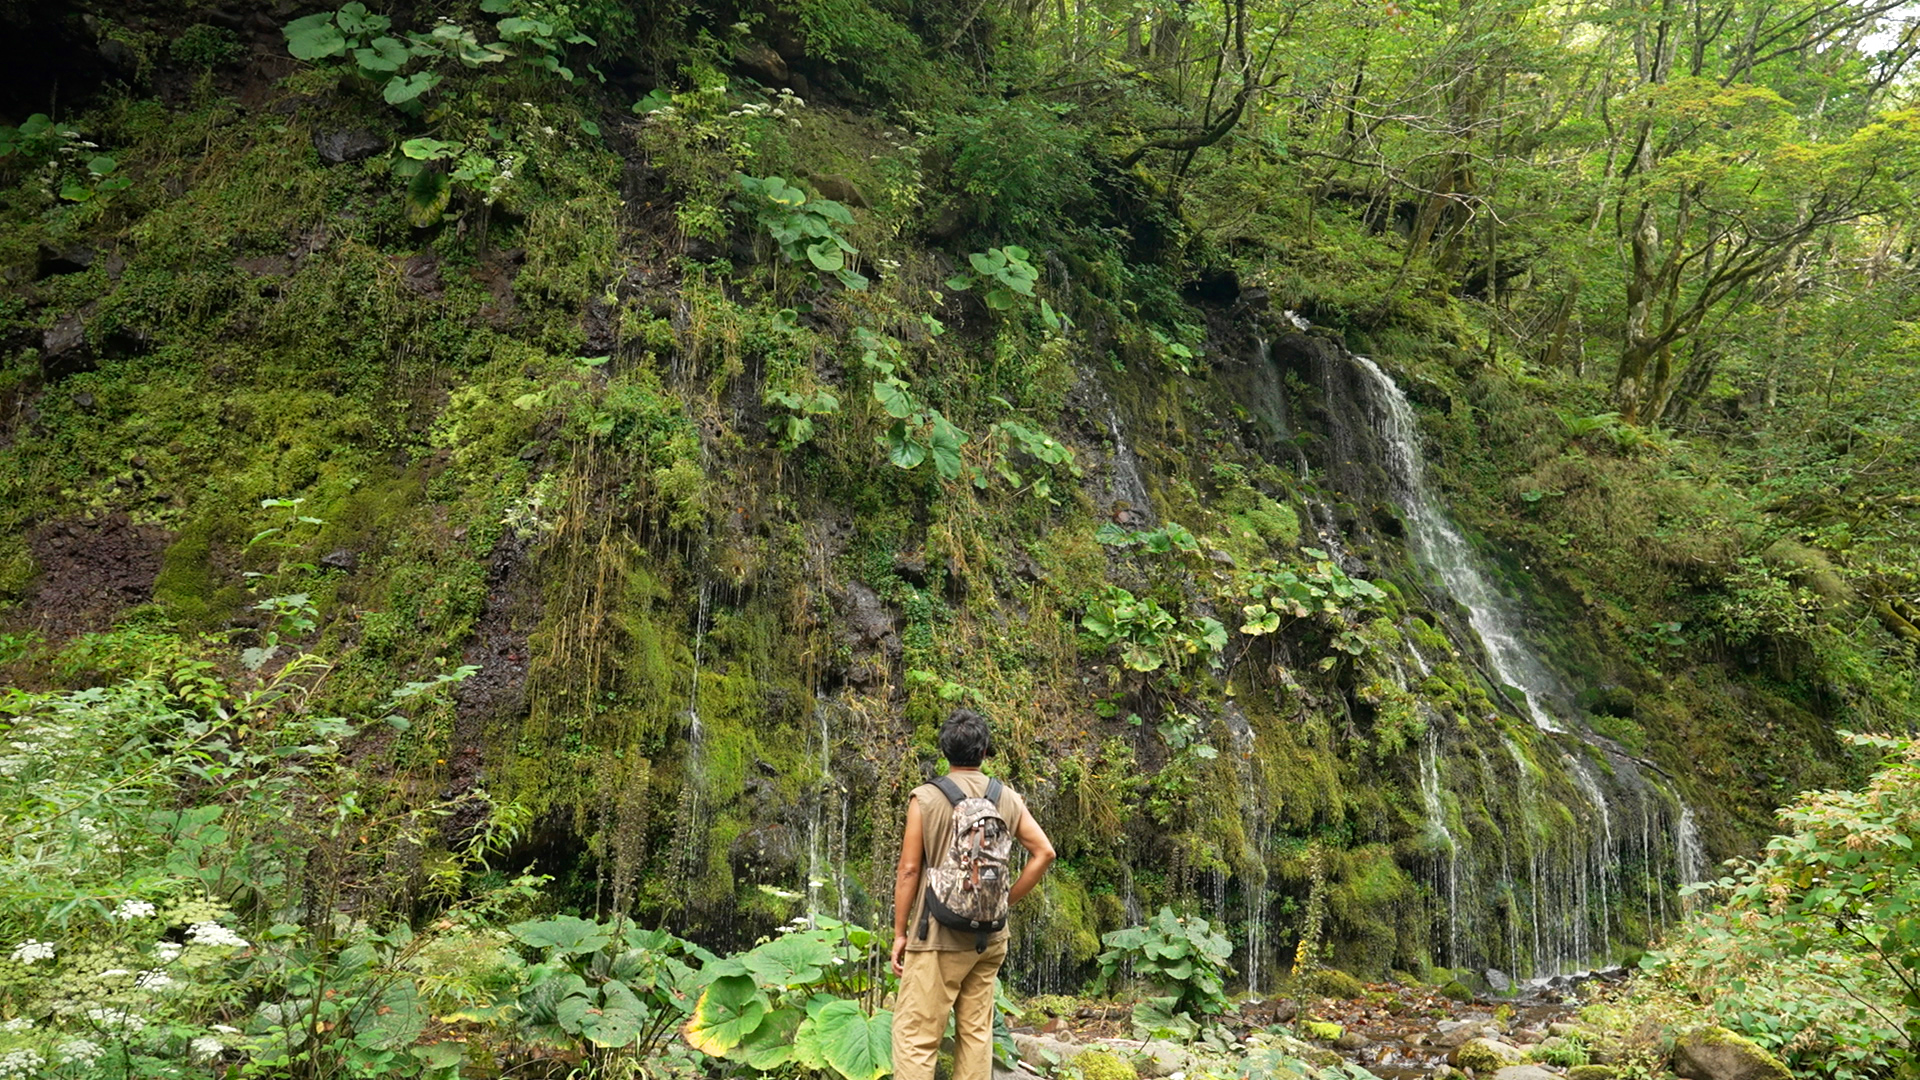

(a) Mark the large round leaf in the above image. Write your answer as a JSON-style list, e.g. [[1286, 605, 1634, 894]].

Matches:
[[509, 915, 611, 957], [805, 1000, 894, 1080], [580, 980, 648, 1048], [742, 933, 835, 988], [736, 1004, 806, 1069], [682, 973, 770, 1055], [284, 13, 346, 60]]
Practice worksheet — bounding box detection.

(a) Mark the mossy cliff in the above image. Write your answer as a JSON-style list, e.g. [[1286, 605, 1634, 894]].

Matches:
[[0, 0, 1895, 989]]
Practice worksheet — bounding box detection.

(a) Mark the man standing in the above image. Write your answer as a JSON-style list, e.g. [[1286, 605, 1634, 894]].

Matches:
[[891, 708, 1056, 1080]]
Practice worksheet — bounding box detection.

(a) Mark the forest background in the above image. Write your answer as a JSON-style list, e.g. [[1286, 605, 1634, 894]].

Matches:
[[0, 0, 1917, 1077]]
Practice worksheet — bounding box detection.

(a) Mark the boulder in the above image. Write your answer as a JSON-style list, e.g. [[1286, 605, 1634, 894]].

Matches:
[[1485, 968, 1512, 992], [1492, 1068, 1561, 1080], [1011, 1034, 1083, 1068], [1548, 1022, 1585, 1039], [1672, 1027, 1790, 1080], [1333, 1032, 1370, 1051], [42, 312, 93, 380], [1433, 1021, 1498, 1049], [313, 128, 385, 164], [1130, 1040, 1190, 1079], [1451, 1038, 1528, 1073], [733, 40, 788, 83], [1566, 1067, 1620, 1080]]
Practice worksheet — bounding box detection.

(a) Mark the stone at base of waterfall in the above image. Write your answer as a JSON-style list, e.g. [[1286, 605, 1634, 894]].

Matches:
[[1130, 1040, 1192, 1078], [1565, 1066, 1621, 1080], [1012, 1034, 1085, 1068], [1671, 1027, 1791, 1080], [1484, 969, 1513, 993], [1450, 1037, 1529, 1073], [993, 1061, 1047, 1080], [1333, 1032, 1371, 1051], [1548, 1022, 1587, 1039], [1492, 1067, 1561, 1080], [1434, 1021, 1501, 1049]]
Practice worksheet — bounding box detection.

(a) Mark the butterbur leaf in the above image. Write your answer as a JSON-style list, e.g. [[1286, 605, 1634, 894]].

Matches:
[[354, 35, 410, 72], [873, 381, 914, 420], [509, 915, 612, 956], [884, 425, 927, 471], [806, 241, 845, 272], [810, 199, 854, 225], [929, 415, 968, 479], [405, 170, 450, 227], [946, 273, 973, 291], [739, 1005, 805, 1069], [742, 933, 835, 988], [969, 251, 998, 274], [383, 70, 442, 105], [285, 13, 347, 60], [807, 1000, 893, 1080], [86, 155, 117, 176], [683, 974, 769, 1055], [835, 267, 870, 291]]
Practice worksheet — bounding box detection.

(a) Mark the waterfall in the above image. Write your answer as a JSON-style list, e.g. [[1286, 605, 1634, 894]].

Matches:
[[1226, 707, 1271, 993], [1676, 805, 1707, 907], [1105, 406, 1155, 522], [1350, 356, 1568, 732], [672, 578, 713, 912], [1420, 730, 1460, 966]]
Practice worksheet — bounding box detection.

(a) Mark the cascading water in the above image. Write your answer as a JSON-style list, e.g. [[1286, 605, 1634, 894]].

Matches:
[[1332, 350, 1709, 977], [805, 702, 850, 923], [1105, 405, 1156, 522], [1225, 707, 1272, 993], [672, 579, 713, 913], [1351, 356, 1570, 732]]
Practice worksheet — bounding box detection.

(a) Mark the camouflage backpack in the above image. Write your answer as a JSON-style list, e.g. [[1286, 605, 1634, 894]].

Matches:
[[917, 775, 1014, 952]]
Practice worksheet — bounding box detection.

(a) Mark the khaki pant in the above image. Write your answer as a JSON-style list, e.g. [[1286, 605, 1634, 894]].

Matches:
[[892, 940, 1008, 1080]]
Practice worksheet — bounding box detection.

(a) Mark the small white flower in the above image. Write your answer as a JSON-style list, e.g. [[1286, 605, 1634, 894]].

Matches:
[[210, 1024, 239, 1035], [97, 969, 133, 980], [56, 1038, 104, 1065], [9, 939, 54, 964], [84, 1006, 146, 1034], [152, 942, 183, 962], [0, 1048, 45, 1078], [114, 899, 156, 921], [189, 1036, 224, 1063], [185, 923, 248, 949], [135, 970, 174, 990], [0, 1018, 30, 1032]]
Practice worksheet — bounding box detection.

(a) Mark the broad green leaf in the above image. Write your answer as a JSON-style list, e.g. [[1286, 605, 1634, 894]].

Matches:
[[405, 170, 451, 227], [742, 932, 836, 988], [885, 425, 928, 471], [353, 36, 410, 72], [929, 414, 969, 480], [809, 1000, 893, 1080], [873, 380, 915, 420], [807, 241, 846, 272], [736, 1004, 806, 1069], [383, 70, 443, 105], [509, 915, 612, 956], [683, 974, 769, 1055], [285, 13, 346, 60]]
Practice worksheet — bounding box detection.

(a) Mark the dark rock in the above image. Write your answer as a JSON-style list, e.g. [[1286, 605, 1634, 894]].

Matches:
[[728, 821, 801, 881], [42, 313, 93, 380], [235, 254, 292, 277], [734, 40, 789, 83], [806, 173, 869, 209], [398, 250, 443, 298], [36, 242, 95, 278], [313, 128, 385, 164], [1234, 286, 1270, 312], [893, 551, 928, 587], [98, 36, 139, 75], [1184, 266, 1241, 306], [70, 391, 95, 411], [1112, 506, 1150, 529], [320, 549, 358, 571], [1672, 1027, 1790, 1080]]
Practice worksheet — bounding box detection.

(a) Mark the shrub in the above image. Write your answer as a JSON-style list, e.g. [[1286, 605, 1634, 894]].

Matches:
[[1095, 907, 1234, 1017], [927, 100, 1093, 242]]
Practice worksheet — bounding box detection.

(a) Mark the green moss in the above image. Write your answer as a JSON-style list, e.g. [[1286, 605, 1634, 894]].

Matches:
[[1298, 968, 1366, 999], [0, 534, 34, 603], [1075, 1049, 1135, 1080], [1565, 1067, 1619, 1080], [1441, 980, 1474, 1002], [1301, 1020, 1343, 1041]]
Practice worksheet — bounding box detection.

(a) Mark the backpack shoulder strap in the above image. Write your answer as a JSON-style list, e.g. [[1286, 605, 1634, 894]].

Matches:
[[985, 778, 1003, 805], [931, 775, 967, 806]]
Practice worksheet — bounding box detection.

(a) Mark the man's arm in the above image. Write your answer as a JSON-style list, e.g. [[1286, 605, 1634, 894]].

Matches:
[[890, 796, 925, 975], [1008, 808, 1055, 906]]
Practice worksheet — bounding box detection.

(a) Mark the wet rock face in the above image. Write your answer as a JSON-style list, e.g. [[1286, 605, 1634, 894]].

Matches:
[[1671, 1027, 1791, 1080], [313, 128, 385, 164], [834, 581, 900, 688]]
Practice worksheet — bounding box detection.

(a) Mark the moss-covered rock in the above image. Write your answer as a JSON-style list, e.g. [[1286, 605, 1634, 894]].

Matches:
[[1076, 1049, 1136, 1080], [1451, 1038, 1527, 1073], [1299, 968, 1367, 999], [1566, 1067, 1620, 1080], [1671, 1027, 1791, 1080], [1302, 1020, 1343, 1041]]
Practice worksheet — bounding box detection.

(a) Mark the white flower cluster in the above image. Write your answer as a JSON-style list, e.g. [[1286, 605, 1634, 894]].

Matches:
[[0, 1018, 29, 1033], [728, 88, 807, 126], [72, 819, 122, 854], [134, 970, 173, 990], [55, 1039, 103, 1066], [185, 923, 248, 949], [152, 943, 183, 962], [8, 940, 53, 965], [84, 1007, 146, 1035], [0, 1048, 43, 1079], [189, 1036, 224, 1063], [114, 899, 155, 921]]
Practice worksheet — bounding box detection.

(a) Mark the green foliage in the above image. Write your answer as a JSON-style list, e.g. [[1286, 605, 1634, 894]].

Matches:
[[1235, 551, 1388, 665], [1081, 586, 1226, 676], [1534, 1034, 1592, 1067], [946, 247, 1065, 331], [1641, 732, 1920, 1078], [734, 174, 868, 290], [928, 100, 1093, 241], [1096, 520, 1200, 555], [1096, 907, 1234, 1017], [858, 329, 969, 480], [1076, 1047, 1138, 1080], [171, 24, 245, 67]]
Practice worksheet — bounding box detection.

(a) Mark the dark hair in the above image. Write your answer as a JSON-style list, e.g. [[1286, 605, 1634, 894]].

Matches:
[[938, 708, 993, 767]]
